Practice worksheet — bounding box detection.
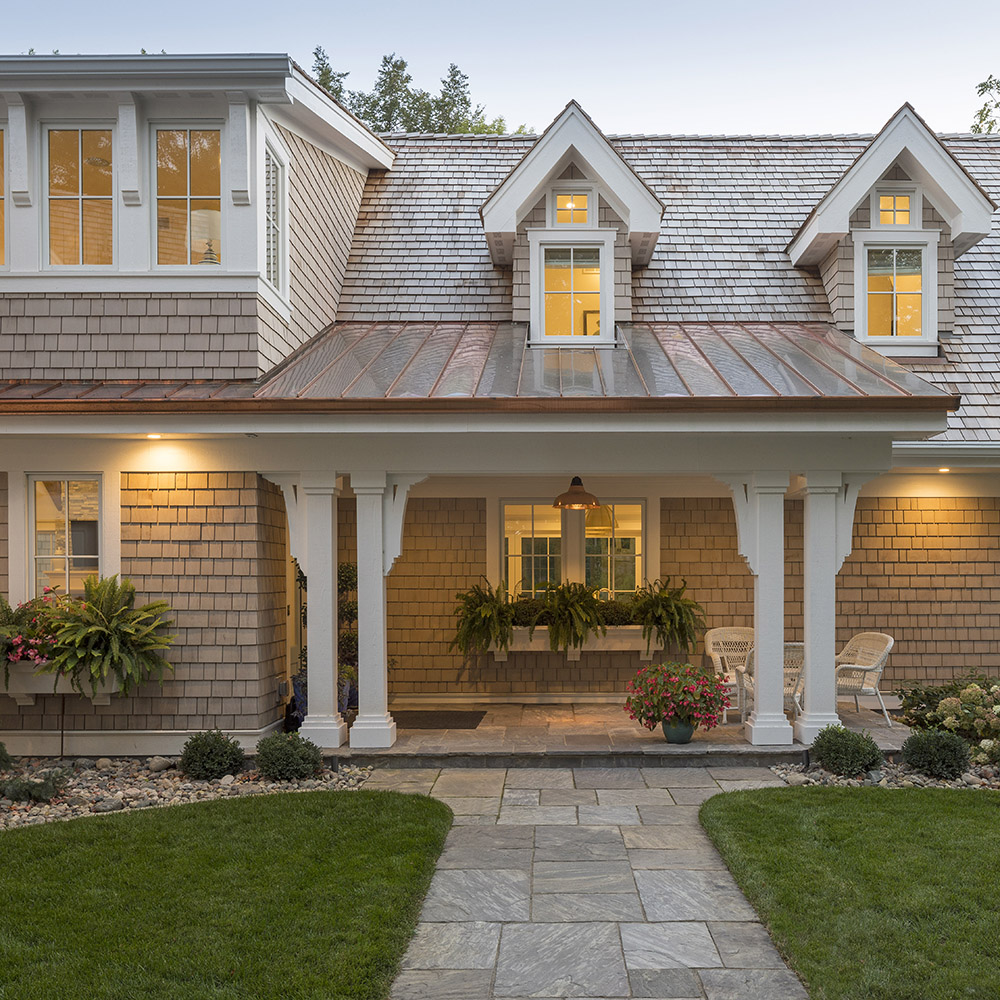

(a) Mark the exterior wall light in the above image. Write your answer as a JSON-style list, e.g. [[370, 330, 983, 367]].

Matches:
[[553, 476, 600, 510]]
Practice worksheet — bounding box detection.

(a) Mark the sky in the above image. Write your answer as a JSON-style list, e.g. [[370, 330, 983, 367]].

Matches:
[[3, 0, 998, 136]]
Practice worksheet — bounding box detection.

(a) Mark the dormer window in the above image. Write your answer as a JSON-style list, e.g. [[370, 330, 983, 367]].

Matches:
[[878, 194, 910, 225], [555, 192, 589, 225], [871, 185, 920, 229], [866, 248, 922, 337]]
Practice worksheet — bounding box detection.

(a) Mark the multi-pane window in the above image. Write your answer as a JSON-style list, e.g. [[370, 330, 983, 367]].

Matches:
[[503, 504, 562, 597], [0, 130, 5, 266], [867, 248, 922, 337], [264, 145, 283, 290], [879, 194, 910, 226], [555, 192, 588, 225], [543, 247, 601, 337], [30, 477, 100, 598], [47, 129, 113, 266], [584, 503, 643, 599], [155, 129, 222, 265]]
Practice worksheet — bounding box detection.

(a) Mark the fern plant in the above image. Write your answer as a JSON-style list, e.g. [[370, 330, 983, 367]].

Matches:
[[42, 575, 175, 696], [533, 582, 607, 653], [450, 580, 515, 657], [631, 578, 705, 655]]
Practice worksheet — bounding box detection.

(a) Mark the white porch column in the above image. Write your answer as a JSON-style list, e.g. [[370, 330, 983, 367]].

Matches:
[[794, 474, 862, 743], [298, 476, 348, 748], [350, 473, 396, 748], [726, 473, 794, 746]]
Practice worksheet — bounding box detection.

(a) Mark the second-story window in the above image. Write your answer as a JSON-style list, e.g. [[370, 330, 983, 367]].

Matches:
[[544, 246, 602, 337], [867, 247, 922, 337], [264, 144, 284, 291], [47, 128, 113, 266], [155, 129, 222, 265], [878, 194, 910, 225], [555, 192, 588, 225]]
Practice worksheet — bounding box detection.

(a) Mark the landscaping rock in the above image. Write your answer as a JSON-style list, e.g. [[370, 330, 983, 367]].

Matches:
[[95, 758, 112, 771], [219, 774, 235, 786], [785, 772, 809, 786], [93, 798, 124, 813], [74, 758, 95, 770], [147, 756, 172, 773], [773, 759, 1000, 792]]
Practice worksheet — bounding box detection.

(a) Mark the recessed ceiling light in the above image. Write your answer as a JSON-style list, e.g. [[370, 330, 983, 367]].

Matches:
[[938, 467, 950, 473], [146, 433, 162, 440]]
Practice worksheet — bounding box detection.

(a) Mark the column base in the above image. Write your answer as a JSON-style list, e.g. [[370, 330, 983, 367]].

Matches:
[[793, 712, 842, 745], [349, 713, 397, 748], [746, 711, 795, 746], [299, 714, 348, 749]]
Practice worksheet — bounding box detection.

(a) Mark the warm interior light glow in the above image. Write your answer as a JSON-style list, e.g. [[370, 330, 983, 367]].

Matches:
[[146, 433, 162, 439], [553, 476, 600, 510], [938, 467, 950, 473]]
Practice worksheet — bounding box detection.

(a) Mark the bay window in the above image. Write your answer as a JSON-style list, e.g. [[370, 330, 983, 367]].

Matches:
[[155, 128, 222, 265], [47, 128, 113, 266]]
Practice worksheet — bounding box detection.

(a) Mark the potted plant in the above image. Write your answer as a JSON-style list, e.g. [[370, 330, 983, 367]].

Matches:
[[631, 578, 705, 655], [624, 662, 730, 743]]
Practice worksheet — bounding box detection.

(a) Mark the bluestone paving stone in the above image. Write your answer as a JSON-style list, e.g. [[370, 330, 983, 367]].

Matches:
[[628, 848, 727, 870], [498, 805, 578, 825], [574, 767, 647, 788], [502, 788, 541, 805], [697, 967, 808, 999], [531, 892, 644, 922], [533, 860, 635, 894], [706, 767, 781, 781], [421, 869, 530, 922], [503, 768, 575, 788], [494, 922, 629, 998], [578, 804, 642, 826], [642, 768, 715, 787], [635, 871, 757, 922], [445, 825, 533, 849], [437, 846, 533, 869], [402, 921, 501, 969], [623, 826, 714, 851], [707, 922, 786, 968], [637, 805, 704, 826], [628, 967, 704, 998], [596, 788, 677, 806], [432, 769, 507, 797], [435, 796, 501, 815], [540, 788, 598, 806], [715, 778, 784, 792], [390, 969, 493, 999], [668, 787, 723, 806], [621, 922, 723, 969], [533, 825, 627, 861]]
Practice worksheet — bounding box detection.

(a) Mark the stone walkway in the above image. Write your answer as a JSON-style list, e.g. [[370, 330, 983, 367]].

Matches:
[[369, 765, 808, 1000]]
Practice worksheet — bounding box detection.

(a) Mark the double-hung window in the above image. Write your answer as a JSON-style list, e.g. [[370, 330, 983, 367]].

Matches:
[[28, 476, 101, 598], [155, 128, 222, 265], [46, 127, 113, 266]]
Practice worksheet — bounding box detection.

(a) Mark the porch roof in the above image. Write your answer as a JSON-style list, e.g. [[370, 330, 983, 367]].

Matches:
[[0, 321, 956, 414]]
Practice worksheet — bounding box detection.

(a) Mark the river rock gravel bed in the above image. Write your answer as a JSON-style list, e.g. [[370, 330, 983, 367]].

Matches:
[[772, 760, 1000, 790], [0, 756, 373, 830]]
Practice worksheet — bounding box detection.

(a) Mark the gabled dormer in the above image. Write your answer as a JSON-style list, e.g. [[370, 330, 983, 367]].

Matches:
[[480, 101, 663, 345], [788, 105, 996, 357]]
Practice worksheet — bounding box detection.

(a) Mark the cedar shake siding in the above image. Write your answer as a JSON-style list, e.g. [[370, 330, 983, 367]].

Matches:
[[0, 472, 289, 735]]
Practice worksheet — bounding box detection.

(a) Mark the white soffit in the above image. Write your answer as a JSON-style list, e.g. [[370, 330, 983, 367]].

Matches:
[[788, 104, 996, 267], [479, 101, 664, 266]]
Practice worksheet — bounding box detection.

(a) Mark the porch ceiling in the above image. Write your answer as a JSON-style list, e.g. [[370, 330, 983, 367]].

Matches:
[[0, 321, 957, 414]]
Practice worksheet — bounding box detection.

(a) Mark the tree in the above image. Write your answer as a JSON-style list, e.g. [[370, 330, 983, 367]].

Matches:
[[310, 49, 527, 134], [971, 75, 1000, 133]]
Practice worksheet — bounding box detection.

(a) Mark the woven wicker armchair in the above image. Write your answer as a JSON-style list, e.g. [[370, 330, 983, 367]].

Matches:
[[741, 643, 805, 717], [836, 631, 895, 725], [704, 627, 754, 720]]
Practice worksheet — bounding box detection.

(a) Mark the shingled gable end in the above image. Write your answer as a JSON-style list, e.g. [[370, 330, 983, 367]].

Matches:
[[1, 54, 998, 758]]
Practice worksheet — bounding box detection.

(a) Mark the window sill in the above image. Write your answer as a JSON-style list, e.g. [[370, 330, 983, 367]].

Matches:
[[492, 624, 662, 662], [860, 339, 940, 358]]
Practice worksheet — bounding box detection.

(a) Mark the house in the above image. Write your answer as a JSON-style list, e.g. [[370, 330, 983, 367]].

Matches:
[[1, 53, 997, 755]]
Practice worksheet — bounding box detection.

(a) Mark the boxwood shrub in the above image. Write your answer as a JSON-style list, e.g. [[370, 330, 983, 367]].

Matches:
[[810, 724, 883, 777], [0, 741, 13, 771], [255, 731, 324, 781], [902, 729, 971, 780], [180, 729, 245, 780]]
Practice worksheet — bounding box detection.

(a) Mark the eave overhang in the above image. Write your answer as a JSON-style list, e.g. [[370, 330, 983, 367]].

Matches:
[[479, 101, 664, 266], [788, 104, 996, 267]]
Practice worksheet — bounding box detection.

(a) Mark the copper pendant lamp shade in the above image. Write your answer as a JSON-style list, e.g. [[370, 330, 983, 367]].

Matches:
[[553, 476, 600, 510]]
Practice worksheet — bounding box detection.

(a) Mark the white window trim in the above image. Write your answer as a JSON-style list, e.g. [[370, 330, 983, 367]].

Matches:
[[0, 123, 7, 272], [852, 228, 939, 357], [500, 497, 646, 597], [527, 228, 617, 346], [870, 181, 922, 230], [26, 473, 103, 598], [547, 182, 597, 229], [41, 122, 118, 272], [261, 137, 289, 300], [149, 120, 227, 271]]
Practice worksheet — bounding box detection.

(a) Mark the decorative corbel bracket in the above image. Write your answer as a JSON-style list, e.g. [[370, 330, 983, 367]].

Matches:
[[226, 91, 251, 206]]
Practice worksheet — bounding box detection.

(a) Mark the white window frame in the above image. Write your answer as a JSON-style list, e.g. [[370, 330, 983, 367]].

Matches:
[[26, 473, 103, 598], [150, 121, 226, 270], [548, 182, 597, 229], [0, 124, 7, 271], [41, 122, 117, 272], [501, 497, 646, 597], [870, 182, 921, 230], [852, 228, 939, 357], [261, 138, 289, 297], [527, 228, 616, 346]]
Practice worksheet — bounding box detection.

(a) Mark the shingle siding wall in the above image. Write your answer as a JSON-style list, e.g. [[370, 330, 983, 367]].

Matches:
[[0, 472, 288, 734]]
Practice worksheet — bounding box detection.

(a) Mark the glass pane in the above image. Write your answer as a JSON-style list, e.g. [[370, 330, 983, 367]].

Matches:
[[896, 210, 909, 225], [49, 200, 80, 265], [190, 130, 221, 197], [867, 248, 893, 274], [897, 248, 922, 273], [67, 559, 97, 597], [533, 506, 562, 538], [896, 196, 909, 212], [879, 196, 893, 211], [573, 193, 588, 223], [879, 210, 894, 225], [156, 130, 188, 197], [157, 199, 188, 264], [868, 293, 893, 336], [545, 293, 572, 336], [612, 555, 637, 594], [48, 130, 79, 196], [81, 130, 112, 196], [35, 481, 67, 557], [82, 199, 113, 265], [68, 480, 100, 554], [896, 295, 922, 336], [895, 271, 921, 293], [586, 556, 608, 591], [35, 557, 65, 598], [573, 257, 601, 293], [0, 130, 4, 190], [574, 292, 600, 337], [0, 200, 5, 267], [190, 199, 222, 265], [614, 504, 643, 540], [544, 249, 571, 291]]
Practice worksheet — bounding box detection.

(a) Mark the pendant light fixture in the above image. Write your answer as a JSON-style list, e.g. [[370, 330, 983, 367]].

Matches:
[[553, 476, 600, 510]]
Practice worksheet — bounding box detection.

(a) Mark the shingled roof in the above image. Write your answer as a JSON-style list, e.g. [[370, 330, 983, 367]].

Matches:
[[338, 131, 1000, 441]]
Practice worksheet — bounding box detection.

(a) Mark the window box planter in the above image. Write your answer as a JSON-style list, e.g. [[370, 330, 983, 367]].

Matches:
[[492, 625, 663, 663], [2, 661, 120, 707]]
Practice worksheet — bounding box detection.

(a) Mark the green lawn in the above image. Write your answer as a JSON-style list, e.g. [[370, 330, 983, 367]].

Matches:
[[700, 787, 1000, 1000], [0, 790, 452, 1000]]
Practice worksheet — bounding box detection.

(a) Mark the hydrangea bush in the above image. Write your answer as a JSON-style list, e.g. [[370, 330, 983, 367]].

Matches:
[[929, 683, 1000, 742], [624, 662, 730, 732]]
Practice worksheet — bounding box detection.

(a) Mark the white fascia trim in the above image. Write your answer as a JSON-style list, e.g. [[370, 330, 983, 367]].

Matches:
[[0, 272, 265, 292], [527, 228, 616, 344], [789, 106, 995, 266], [892, 440, 1000, 465], [481, 103, 662, 266]]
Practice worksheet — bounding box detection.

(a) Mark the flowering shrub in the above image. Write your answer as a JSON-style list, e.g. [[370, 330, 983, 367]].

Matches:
[[624, 662, 730, 732], [928, 683, 1000, 742], [973, 738, 1000, 767], [0, 587, 71, 684]]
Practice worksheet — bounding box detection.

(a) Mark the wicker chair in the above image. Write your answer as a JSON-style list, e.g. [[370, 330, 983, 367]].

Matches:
[[704, 627, 754, 721], [741, 643, 805, 717], [836, 632, 895, 725]]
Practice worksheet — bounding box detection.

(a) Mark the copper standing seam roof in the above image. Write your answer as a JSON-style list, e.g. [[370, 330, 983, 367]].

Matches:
[[0, 322, 957, 415]]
